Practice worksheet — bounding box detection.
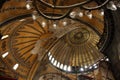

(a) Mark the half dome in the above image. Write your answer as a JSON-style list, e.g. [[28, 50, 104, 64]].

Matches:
[[47, 20, 104, 73]]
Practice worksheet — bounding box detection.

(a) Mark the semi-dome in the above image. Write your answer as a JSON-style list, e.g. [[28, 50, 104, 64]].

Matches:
[[47, 19, 104, 73]]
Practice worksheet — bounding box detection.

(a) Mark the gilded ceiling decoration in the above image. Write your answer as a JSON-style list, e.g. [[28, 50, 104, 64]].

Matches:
[[0, 14, 105, 77], [0, 0, 116, 80], [48, 21, 104, 73], [8, 18, 53, 67], [66, 28, 90, 45]]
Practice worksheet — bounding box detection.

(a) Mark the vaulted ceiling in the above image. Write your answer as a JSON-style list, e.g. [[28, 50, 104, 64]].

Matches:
[[0, 0, 116, 80]]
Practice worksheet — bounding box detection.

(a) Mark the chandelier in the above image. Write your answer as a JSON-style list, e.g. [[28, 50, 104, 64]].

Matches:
[[25, 0, 120, 20]]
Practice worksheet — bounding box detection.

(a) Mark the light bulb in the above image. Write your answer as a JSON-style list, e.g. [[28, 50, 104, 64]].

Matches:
[[78, 12, 83, 17], [105, 58, 109, 61], [93, 63, 97, 66], [26, 1, 33, 10], [26, 4, 31, 10], [85, 11, 92, 19], [70, 11, 76, 18], [53, 23, 57, 29], [94, 65, 98, 69], [32, 11, 38, 20], [42, 22, 46, 27], [80, 68, 84, 71], [89, 66, 92, 69], [100, 9, 104, 16], [63, 21, 67, 26], [84, 65, 88, 69]]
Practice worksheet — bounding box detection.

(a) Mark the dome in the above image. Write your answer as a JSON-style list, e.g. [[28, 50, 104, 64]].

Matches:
[[47, 19, 104, 73]]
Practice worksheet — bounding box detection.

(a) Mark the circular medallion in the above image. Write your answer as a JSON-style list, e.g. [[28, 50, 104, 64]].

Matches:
[[66, 28, 90, 46]]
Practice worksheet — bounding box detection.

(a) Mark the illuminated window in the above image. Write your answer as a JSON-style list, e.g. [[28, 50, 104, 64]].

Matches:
[[1, 35, 9, 40], [48, 52, 51, 56], [67, 66, 71, 71], [13, 63, 19, 70], [57, 62, 60, 68], [60, 64, 64, 69], [63, 65, 67, 71], [19, 19, 26, 22], [49, 55, 52, 60], [51, 58, 55, 63], [53, 60, 57, 66], [2, 52, 9, 58]]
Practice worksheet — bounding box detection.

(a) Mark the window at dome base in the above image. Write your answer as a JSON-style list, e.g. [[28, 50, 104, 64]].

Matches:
[[1, 35, 9, 40], [2, 52, 9, 58]]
